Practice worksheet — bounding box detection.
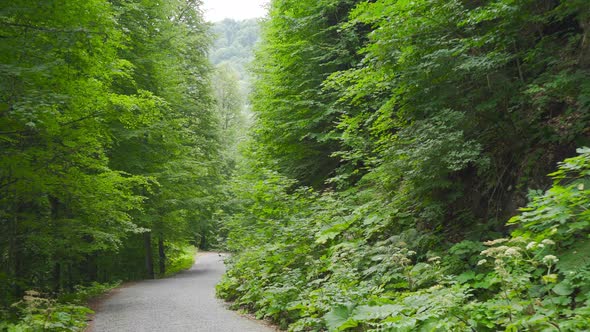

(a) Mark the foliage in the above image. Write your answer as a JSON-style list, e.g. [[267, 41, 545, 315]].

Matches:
[[212, 63, 248, 163], [0, 0, 224, 324], [0, 291, 91, 332], [220, 148, 590, 331], [0, 282, 119, 332], [59, 282, 121, 305], [164, 244, 197, 277], [219, 0, 590, 331], [250, 0, 367, 187], [210, 18, 261, 94]]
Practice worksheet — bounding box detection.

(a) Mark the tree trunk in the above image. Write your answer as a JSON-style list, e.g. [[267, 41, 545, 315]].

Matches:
[[8, 202, 22, 297], [144, 232, 154, 279], [53, 262, 61, 292], [86, 254, 98, 282], [158, 237, 165, 276], [200, 232, 208, 250], [581, 17, 590, 68], [50, 196, 61, 291]]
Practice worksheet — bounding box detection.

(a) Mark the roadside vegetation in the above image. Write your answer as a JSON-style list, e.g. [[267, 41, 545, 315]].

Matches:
[[216, 0, 590, 331], [0, 282, 119, 331], [165, 245, 198, 278]]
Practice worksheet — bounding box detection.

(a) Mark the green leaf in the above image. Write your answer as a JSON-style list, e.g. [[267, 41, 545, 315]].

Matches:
[[324, 304, 358, 331], [352, 304, 404, 321], [552, 281, 573, 296], [456, 271, 476, 284], [315, 219, 353, 244]]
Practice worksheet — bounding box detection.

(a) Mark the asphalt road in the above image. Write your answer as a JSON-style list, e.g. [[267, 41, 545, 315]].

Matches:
[[90, 253, 275, 332]]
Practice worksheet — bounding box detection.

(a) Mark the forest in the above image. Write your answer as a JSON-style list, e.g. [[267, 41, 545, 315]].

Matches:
[[216, 0, 590, 331], [1, 0, 589, 331], [0, 0, 230, 329]]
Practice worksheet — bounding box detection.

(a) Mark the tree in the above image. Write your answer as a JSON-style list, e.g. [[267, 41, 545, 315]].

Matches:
[[106, 0, 223, 278], [0, 0, 221, 306], [249, 0, 370, 187]]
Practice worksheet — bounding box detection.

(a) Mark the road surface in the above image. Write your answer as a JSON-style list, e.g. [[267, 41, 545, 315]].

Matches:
[[90, 252, 275, 332]]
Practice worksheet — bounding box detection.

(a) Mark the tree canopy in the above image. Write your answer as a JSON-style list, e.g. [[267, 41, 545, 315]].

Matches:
[[0, 0, 225, 324]]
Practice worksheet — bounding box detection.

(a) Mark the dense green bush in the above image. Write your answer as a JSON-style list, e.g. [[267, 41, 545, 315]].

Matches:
[[0, 282, 119, 332], [219, 149, 590, 330], [164, 245, 198, 277]]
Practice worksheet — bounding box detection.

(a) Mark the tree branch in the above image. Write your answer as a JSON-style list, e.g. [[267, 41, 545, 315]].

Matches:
[[0, 21, 103, 35], [0, 111, 104, 135]]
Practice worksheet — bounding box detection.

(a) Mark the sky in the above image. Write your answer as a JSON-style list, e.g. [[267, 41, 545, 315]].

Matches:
[[202, 0, 269, 22]]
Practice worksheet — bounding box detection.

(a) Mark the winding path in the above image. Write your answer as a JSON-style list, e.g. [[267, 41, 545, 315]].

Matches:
[[89, 253, 275, 332]]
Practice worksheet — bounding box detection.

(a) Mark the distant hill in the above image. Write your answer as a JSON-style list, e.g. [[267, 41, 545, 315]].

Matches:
[[210, 18, 260, 94]]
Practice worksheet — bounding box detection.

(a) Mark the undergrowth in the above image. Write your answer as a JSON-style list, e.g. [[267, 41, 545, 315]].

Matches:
[[165, 244, 197, 277], [0, 282, 119, 332], [218, 148, 590, 331]]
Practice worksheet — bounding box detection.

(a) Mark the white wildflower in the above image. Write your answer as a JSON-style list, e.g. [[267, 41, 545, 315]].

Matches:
[[429, 284, 443, 291], [508, 236, 527, 245], [482, 245, 510, 257], [505, 248, 521, 258], [477, 259, 487, 266], [541, 239, 555, 245], [542, 255, 559, 265], [483, 238, 509, 246], [428, 256, 441, 263], [526, 242, 537, 250]]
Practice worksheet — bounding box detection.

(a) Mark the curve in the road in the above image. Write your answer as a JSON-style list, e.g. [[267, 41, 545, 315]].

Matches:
[[89, 252, 275, 332]]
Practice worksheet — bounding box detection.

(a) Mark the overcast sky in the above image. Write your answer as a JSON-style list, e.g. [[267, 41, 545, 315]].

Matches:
[[202, 0, 268, 22]]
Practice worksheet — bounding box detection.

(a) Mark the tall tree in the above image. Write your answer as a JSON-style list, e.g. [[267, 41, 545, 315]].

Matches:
[[106, 0, 223, 278], [0, 0, 152, 297], [0, 0, 221, 305], [250, 0, 368, 187]]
